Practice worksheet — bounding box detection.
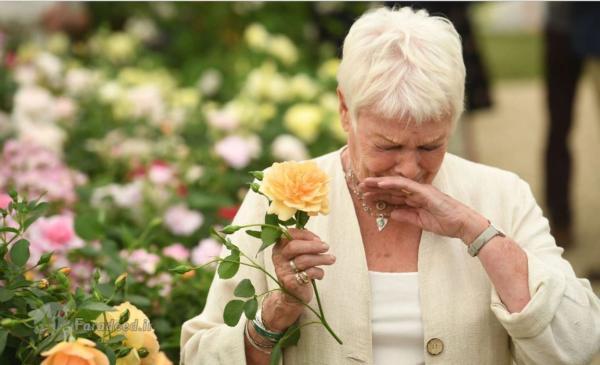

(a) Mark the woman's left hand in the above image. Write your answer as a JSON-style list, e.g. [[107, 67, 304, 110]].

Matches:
[[360, 176, 488, 244]]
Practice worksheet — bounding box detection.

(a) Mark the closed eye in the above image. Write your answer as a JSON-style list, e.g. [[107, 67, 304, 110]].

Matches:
[[419, 145, 441, 152]]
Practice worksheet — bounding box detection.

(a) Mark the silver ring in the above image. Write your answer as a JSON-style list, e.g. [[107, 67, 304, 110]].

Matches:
[[289, 259, 299, 273], [295, 271, 310, 285]]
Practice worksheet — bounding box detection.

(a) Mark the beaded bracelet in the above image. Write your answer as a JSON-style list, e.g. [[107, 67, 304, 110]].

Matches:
[[252, 309, 284, 343], [245, 320, 273, 354]]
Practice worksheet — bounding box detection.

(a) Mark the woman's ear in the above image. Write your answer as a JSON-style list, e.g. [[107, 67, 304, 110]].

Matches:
[[336, 88, 352, 132]]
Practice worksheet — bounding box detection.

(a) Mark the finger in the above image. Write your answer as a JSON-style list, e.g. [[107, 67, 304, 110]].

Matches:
[[279, 240, 329, 259], [291, 253, 336, 271], [363, 192, 409, 206], [362, 176, 423, 194], [304, 267, 325, 280], [282, 267, 325, 291]]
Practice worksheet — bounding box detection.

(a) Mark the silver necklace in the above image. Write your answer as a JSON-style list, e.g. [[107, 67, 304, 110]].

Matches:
[[344, 167, 394, 232]]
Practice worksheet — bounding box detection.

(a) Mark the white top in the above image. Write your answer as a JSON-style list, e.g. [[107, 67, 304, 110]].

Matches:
[[369, 271, 425, 365]]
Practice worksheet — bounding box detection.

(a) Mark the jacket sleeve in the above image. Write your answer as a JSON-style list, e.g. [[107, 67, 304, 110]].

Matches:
[[489, 177, 600, 365], [180, 188, 270, 364]]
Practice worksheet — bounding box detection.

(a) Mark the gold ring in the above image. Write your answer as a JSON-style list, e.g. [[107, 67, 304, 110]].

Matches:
[[400, 188, 412, 196], [289, 259, 299, 273], [295, 271, 310, 285]]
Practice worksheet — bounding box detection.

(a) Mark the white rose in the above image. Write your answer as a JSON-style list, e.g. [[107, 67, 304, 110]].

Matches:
[[290, 74, 319, 100], [197, 69, 222, 96], [65, 68, 96, 96], [35, 52, 62, 85], [267, 35, 298, 66], [244, 23, 269, 51], [13, 86, 55, 124]]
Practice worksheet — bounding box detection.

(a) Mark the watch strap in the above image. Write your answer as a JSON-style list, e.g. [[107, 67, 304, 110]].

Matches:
[[468, 223, 505, 257]]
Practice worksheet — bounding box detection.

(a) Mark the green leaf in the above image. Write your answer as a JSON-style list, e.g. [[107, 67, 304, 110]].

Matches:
[[295, 211, 309, 229], [32, 201, 49, 213], [269, 344, 283, 365], [116, 346, 132, 358], [0, 288, 13, 302], [259, 226, 281, 253], [234, 279, 255, 298], [223, 300, 245, 326], [0, 329, 7, 357], [245, 230, 262, 239], [79, 301, 115, 312], [23, 216, 39, 231], [281, 323, 301, 348], [249, 171, 264, 181], [128, 294, 151, 307], [10, 239, 29, 266], [244, 297, 258, 320], [106, 334, 126, 344], [36, 252, 53, 266], [95, 343, 116, 365], [217, 253, 240, 279], [0, 227, 19, 234], [75, 212, 104, 240]]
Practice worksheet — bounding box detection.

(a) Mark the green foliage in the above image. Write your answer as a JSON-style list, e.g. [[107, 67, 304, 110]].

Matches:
[[223, 300, 245, 326]]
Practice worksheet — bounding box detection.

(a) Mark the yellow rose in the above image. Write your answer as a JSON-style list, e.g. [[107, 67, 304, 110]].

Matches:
[[267, 35, 298, 66], [260, 161, 330, 220], [290, 74, 319, 100], [156, 351, 174, 365], [283, 104, 324, 142], [41, 338, 109, 365], [245, 23, 269, 51], [318, 58, 340, 80], [95, 302, 160, 365]]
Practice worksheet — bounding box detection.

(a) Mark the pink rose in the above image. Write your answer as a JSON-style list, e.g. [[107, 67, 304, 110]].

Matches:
[[207, 109, 239, 131], [214, 135, 253, 169], [122, 248, 161, 275], [0, 192, 10, 209], [162, 243, 190, 261], [163, 204, 203, 236], [147, 272, 172, 296], [26, 213, 84, 264], [191, 238, 222, 266], [148, 161, 174, 185]]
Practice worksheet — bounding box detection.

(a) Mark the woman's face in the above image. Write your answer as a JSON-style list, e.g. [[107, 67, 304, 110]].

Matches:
[[342, 107, 452, 185]]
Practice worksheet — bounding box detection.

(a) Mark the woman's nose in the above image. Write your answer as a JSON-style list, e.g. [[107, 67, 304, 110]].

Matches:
[[393, 151, 420, 180]]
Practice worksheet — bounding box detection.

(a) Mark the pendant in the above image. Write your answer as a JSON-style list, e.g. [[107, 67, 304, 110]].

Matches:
[[376, 215, 388, 231]]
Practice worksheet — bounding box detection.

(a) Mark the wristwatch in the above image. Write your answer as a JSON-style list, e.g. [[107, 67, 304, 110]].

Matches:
[[467, 222, 505, 257]]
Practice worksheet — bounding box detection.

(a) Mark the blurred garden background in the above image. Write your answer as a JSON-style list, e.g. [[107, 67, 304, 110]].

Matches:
[[0, 2, 598, 364]]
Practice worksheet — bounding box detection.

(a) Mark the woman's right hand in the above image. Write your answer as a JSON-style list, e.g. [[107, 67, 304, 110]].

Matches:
[[260, 228, 336, 332]]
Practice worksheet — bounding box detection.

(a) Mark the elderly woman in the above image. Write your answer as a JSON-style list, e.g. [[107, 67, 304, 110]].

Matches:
[[181, 7, 600, 364]]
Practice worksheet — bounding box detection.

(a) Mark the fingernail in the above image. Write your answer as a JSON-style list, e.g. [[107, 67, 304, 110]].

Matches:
[[322, 242, 329, 249]]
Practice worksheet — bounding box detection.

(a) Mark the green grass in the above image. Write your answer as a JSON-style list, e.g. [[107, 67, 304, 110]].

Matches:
[[477, 32, 544, 82]]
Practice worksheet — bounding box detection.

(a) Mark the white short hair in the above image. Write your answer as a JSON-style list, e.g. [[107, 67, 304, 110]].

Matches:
[[337, 6, 466, 126]]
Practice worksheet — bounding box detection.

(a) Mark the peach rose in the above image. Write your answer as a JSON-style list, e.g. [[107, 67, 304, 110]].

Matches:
[[155, 351, 174, 365], [41, 338, 109, 365], [260, 161, 330, 221], [94, 302, 159, 365]]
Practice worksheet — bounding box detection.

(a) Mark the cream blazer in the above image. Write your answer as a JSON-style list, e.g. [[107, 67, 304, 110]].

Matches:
[[180, 149, 600, 365]]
